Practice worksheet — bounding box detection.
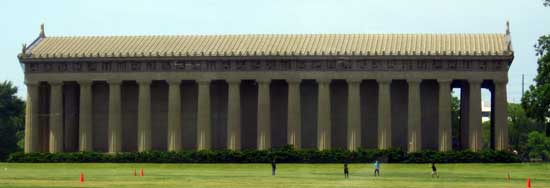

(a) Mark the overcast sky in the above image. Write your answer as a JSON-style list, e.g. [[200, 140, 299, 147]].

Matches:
[[1, 0, 549, 103]]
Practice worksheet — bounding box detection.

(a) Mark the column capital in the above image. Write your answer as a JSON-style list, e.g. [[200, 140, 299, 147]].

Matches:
[[137, 79, 151, 85], [196, 79, 211, 85], [78, 80, 93, 86], [468, 78, 483, 84], [286, 78, 302, 84], [107, 79, 122, 85], [226, 79, 242, 85], [376, 78, 392, 84], [166, 79, 181, 85], [48, 80, 63, 86], [316, 78, 331, 84], [406, 78, 422, 84], [493, 79, 508, 85], [24, 80, 39, 86], [346, 78, 362, 84], [437, 78, 453, 84], [256, 78, 271, 84]]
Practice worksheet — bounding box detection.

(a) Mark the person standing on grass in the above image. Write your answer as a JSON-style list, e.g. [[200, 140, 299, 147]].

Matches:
[[373, 160, 380, 176], [344, 162, 349, 179], [271, 159, 277, 176], [431, 162, 439, 178]]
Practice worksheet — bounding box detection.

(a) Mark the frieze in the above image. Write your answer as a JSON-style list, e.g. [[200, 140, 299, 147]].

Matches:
[[25, 59, 509, 73]]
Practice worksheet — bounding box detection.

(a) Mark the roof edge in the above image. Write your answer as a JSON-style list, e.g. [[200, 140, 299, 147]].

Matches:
[[19, 54, 515, 63], [39, 32, 509, 39]]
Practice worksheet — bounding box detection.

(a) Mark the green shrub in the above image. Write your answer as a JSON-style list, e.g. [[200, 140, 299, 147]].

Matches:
[[7, 145, 520, 163]]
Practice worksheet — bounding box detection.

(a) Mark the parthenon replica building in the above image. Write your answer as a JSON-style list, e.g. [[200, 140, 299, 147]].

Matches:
[[20, 25, 513, 153]]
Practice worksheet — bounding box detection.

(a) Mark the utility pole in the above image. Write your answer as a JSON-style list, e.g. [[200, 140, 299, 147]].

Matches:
[[521, 74, 525, 98]]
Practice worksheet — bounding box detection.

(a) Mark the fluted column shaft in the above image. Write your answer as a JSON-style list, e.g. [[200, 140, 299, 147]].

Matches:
[[317, 79, 331, 150], [79, 81, 93, 152], [494, 81, 508, 150], [438, 79, 452, 151], [347, 79, 361, 151], [377, 79, 392, 149], [287, 79, 301, 149], [468, 79, 482, 151], [24, 82, 40, 153], [407, 79, 421, 153], [49, 82, 63, 153], [108, 80, 122, 153], [257, 79, 271, 150], [167, 80, 182, 151], [137, 80, 151, 152], [197, 80, 211, 150], [227, 79, 241, 150]]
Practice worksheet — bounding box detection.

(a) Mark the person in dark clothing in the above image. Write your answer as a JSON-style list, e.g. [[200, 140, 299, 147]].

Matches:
[[431, 162, 439, 178], [344, 163, 349, 179], [271, 159, 276, 176]]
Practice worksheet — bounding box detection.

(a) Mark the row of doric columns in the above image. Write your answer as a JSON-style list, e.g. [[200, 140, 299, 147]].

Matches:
[[347, 79, 361, 151], [468, 79, 483, 151], [407, 79, 422, 152], [377, 79, 392, 149], [23, 78, 508, 153], [107, 80, 122, 153], [79, 81, 93, 151], [287, 79, 301, 149], [48, 82, 63, 152], [438, 79, 453, 152], [167, 80, 183, 151], [227, 79, 241, 150]]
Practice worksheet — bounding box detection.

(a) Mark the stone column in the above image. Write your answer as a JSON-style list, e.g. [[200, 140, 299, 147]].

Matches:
[[468, 79, 482, 151], [79, 81, 93, 152], [317, 79, 331, 150], [24, 82, 40, 153], [108, 80, 122, 153], [227, 79, 241, 150], [49, 81, 63, 153], [197, 79, 211, 150], [257, 79, 271, 150], [167, 80, 182, 151], [347, 79, 361, 151], [377, 79, 392, 149], [407, 79, 421, 153], [137, 80, 151, 152], [287, 79, 301, 149], [494, 80, 508, 151], [438, 79, 452, 151]]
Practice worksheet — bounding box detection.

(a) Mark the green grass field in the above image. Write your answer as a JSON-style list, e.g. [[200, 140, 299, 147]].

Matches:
[[0, 163, 548, 188]]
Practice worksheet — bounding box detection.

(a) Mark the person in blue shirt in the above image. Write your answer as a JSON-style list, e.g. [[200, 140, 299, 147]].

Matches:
[[374, 160, 380, 176]]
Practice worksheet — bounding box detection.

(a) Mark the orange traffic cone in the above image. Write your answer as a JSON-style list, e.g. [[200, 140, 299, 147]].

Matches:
[[140, 168, 144, 177], [79, 172, 84, 183], [527, 177, 531, 188], [134, 168, 137, 176]]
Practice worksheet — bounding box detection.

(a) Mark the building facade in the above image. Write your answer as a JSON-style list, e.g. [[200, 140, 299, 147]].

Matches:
[[20, 25, 513, 153]]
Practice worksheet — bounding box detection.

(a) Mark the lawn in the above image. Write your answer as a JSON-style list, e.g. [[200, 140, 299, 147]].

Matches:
[[0, 163, 548, 188]]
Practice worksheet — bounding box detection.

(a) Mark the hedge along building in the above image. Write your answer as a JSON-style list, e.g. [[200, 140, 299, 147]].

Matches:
[[19, 24, 513, 154]]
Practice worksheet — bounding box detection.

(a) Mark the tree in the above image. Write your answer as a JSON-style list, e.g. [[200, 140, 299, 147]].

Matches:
[[451, 94, 461, 149], [526, 131, 550, 161], [508, 103, 546, 159], [482, 121, 491, 149], [545, 0, 550, 7], [0, 81, 25, 160], [522, 35, 550, 135]]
